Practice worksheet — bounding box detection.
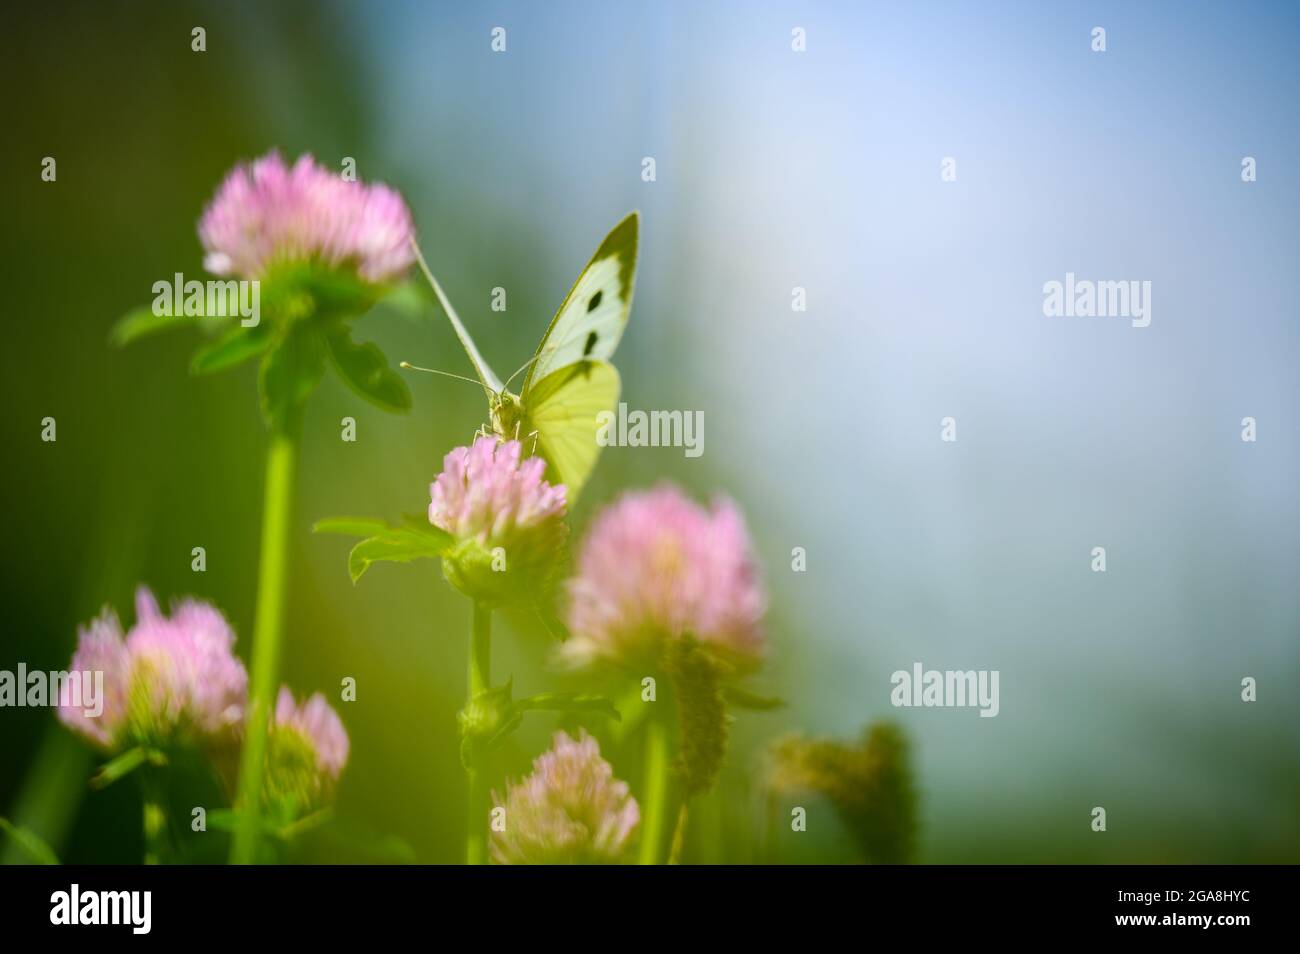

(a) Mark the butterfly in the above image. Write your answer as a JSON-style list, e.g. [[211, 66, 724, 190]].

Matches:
[[407, 212, 638, 504]]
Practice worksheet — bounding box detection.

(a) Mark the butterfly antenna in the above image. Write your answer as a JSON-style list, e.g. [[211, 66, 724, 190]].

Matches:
[[503, 353, 543, 391], [399, 362, 490, 394]]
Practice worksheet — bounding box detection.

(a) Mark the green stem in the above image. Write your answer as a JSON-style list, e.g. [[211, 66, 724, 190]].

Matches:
[[638, 715, 673, 864], [141, 772, 166, 865], [668, 803, 689, 864], [465, 601, 491, 865], [231, 409, 302, 864]]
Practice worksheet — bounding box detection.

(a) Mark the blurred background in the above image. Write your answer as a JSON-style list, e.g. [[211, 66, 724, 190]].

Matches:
[[2, 0, 1297, 863]]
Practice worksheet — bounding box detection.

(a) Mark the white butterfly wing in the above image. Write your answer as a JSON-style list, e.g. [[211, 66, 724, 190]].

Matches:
[[522, 212, 638, 395]]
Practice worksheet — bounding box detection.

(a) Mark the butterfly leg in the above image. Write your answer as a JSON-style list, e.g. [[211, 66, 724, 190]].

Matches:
[[526, 429, 539, 456]]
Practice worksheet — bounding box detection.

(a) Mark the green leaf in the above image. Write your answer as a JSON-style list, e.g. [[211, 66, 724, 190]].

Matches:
[[88, 746, 167, 790], [535, 607, 571, 642], [514, 691, 621, 721], [348, 526, 452, 583], [313, 515, 451, 581], [190, 322, 274, 375], [325, 329, 411, 412], [723, 685, 786, 711], [312, 516, 392, 537], [259, 327, 326, 428], [0, 817, 60, 865], [109, 306, 191, 348]]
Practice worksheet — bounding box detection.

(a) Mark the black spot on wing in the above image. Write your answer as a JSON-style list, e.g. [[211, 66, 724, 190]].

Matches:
[[587, 290, 603, 313], [583, 331, 598, 356]]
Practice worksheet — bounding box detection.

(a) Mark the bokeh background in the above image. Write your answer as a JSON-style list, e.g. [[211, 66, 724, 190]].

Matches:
[[2, 0, 1297, 863]]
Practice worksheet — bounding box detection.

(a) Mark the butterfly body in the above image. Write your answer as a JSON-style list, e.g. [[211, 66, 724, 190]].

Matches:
[[488, 388, 526, 440]]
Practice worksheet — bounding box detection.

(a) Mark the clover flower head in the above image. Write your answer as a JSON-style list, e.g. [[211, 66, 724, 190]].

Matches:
[[58, 587, 247, 752], [429, 437, 568, 605], [199, 151, 414, 284], [560, 485, 766, 672], [491, 731, 639, 865], [264, 687, 349, 811]]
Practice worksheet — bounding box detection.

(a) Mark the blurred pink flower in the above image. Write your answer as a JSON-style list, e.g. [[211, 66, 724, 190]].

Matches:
[[491, 731, 639, 864], [273, 687, 349, 782], [429, 437, 568, 604], [56, 609, 130, 749], [198, 151, 414, 283], [560, 485, 766, 671], [58, 587, 247, 751], [260, 687, 349, 812]]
